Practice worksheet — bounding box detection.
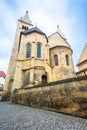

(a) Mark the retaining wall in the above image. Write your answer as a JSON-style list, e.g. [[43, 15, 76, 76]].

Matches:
[[10, 76, 87, 118]]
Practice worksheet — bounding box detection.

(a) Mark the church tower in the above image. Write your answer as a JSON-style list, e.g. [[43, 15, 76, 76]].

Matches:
[[3, 11, 33, 93]]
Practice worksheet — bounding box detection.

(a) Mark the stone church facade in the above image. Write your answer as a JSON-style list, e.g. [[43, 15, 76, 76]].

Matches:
[[4, 11, 75, 93]]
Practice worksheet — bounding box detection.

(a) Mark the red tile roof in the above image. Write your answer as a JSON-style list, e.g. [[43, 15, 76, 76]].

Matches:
[[0, 71, 6, 78]]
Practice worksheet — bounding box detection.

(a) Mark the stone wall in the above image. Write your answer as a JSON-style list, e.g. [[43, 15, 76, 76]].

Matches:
[[50, 46, 75, 80], [10, 75, 87, 118], [76, 68, 87, 77]]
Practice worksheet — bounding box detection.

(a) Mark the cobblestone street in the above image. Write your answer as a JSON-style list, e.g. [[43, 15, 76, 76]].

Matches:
[[0, 102, 87, 130]]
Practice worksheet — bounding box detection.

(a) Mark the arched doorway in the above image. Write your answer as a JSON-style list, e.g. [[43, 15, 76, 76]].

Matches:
[[42, 75, 47, 84]]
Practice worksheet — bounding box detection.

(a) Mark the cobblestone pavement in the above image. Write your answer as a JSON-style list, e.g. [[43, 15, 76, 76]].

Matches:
[[0, 102, 87, 130]]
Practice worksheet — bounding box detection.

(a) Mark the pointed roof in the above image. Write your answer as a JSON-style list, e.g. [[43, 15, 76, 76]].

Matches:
[[23, 26, 45, 35], [57, 25, 66, 39], [20, 11, 32, 24], [22, 26, 48, 41], [77, 43, 87, 65], [48, 25, 71, 49]]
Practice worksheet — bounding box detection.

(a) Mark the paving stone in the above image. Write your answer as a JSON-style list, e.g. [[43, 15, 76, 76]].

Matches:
[[0, 102, 87, 130]]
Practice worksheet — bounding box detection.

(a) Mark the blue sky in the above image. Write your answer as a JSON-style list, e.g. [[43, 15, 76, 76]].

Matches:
[[0, 0, 87, 73]]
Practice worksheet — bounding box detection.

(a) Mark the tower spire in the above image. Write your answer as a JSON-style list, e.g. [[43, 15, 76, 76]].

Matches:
[[26, 10, 28, 14], [57, 25, 65, 39], [20, 11, 32, 24]]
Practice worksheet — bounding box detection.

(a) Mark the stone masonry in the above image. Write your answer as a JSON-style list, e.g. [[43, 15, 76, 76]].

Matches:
[[10, 75, 87, 118], [0, 102, 87, 130], [3, 11, 75, 96]]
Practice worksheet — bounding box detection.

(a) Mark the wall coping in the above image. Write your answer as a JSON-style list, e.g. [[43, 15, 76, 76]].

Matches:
[[76, 68, 87, 74], [17, 75, 87, 91]]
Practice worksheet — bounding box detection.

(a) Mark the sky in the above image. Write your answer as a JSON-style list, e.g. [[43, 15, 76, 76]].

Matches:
[[0, 0, 87, 73]]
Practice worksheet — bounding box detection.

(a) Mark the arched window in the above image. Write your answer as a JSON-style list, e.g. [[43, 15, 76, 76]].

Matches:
[[66, 54, 69, 65], [22, 25, 28, 30], [54, 55, 58, 66], [37, 43, 41, 58], [26, 27, 28, 30], [22, 25, 24, 29], [42, 75, 47, 84], [26, 43, 31, 58]]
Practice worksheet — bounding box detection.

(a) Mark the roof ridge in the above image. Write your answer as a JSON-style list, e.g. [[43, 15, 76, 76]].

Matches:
[[77, 43, 87, 65], [23, 26, 46, 35], [21, 26, 48, 42]]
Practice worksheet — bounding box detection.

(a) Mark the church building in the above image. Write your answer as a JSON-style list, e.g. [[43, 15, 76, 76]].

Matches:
[[4, 11, 75, 93]]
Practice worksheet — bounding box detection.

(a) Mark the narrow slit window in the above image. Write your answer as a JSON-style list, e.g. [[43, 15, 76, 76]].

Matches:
[[37, 43, 41, 58], [54, 55, 58, 66], [26, 43, 31, 58], [66, 55, 69, 65]]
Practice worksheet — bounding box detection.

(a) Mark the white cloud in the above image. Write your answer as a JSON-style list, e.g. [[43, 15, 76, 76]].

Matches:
[[0, 0, 86, 72], [0, 58, 9, 73]]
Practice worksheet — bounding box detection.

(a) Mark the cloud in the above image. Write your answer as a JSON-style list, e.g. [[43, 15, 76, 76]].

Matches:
[[0, 0, 87, 72], [0, 58, 9, 73]]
